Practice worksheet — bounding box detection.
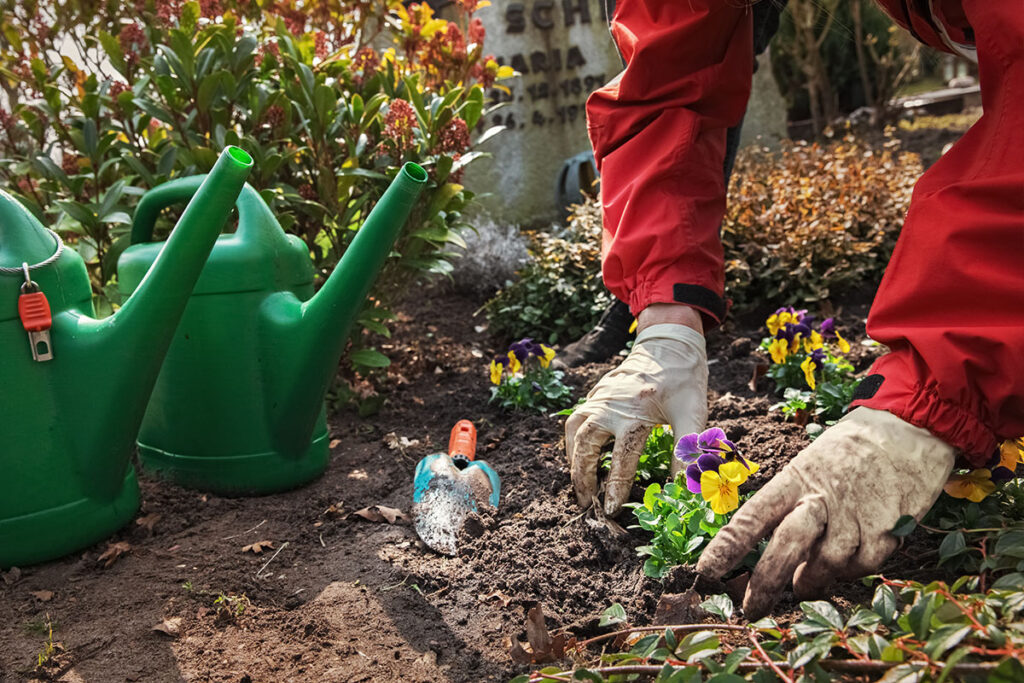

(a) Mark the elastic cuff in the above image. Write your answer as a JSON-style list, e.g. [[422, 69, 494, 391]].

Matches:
[[628, 281, 728, 330], [850, 371, 998, 467]]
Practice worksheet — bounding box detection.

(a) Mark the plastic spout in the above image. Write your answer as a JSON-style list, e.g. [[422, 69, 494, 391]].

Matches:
[[263, 162, 428, 455], [62, 146, 253, 497]]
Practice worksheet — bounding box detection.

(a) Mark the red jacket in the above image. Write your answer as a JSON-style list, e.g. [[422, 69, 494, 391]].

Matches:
[[586, 0, 1022, 464]]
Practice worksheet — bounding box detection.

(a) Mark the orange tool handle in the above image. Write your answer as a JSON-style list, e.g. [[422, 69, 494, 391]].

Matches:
[[448, 420, 477, 461]]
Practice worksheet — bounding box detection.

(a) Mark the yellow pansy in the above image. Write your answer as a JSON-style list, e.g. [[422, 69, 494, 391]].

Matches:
[[836, 331, 851, 354], [803, 330, 824, 353], [506, 351, 521, 375], [700, 461, 748, 515], [489, 359, 503, 385], [944, 469, 996, 503], [538, 344, 556, 368], [800, 356, 817, 390], [768, 338, 789, 364]]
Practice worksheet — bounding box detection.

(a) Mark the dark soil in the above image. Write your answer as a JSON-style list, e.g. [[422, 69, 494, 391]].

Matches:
[[0, 114, 971, 683], [0, 283, 946, 683]]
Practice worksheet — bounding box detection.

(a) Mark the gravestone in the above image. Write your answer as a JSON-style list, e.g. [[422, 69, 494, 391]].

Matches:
[[462, 1, 787, 225]]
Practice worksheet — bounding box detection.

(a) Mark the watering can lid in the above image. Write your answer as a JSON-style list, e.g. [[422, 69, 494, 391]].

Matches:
[[118, 231, 314, 297], [0, 190, 92, 323]]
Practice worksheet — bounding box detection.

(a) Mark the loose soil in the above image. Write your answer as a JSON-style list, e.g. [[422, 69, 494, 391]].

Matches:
[[1, 118, 969, 683], [0, 286, 947, 683]]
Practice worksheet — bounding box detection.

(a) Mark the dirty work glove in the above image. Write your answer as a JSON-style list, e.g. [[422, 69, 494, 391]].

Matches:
[[565, 324, 708, 517], [697, 407, 955, 619]]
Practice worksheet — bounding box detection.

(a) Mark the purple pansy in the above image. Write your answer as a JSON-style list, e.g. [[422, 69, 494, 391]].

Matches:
[[820, 317, 835, 337], [685, 452, 726, 493], [809, 347, 826, 369]]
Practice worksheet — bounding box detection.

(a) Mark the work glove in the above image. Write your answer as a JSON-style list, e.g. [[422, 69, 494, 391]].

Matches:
[[697, 407, 956, 619], [565, 324, 708, 516]]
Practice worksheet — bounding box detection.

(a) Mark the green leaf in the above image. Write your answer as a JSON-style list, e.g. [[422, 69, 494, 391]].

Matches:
[[991, 572, 1024, 590], [700, 594, 733, 621], [180, 1, 200, 33], [598, 603, 626, 627], [800, 600, 844, 629], [348, 348, 391, 368], [924, 624, 971, 659], [890, 515, 917, 537], [872, 584, 898, 624], [878, 663, 927, 682], [938, 530, 967, 564]]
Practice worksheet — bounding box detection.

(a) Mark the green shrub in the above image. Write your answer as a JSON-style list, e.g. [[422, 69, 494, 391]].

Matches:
[[0, 0, 509, 366], [483, 198, 610, 346]]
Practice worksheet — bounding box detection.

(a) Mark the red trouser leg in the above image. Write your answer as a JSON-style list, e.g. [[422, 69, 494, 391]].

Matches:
[[852, 0, 1024, 465], [585, 1, 753, 325]]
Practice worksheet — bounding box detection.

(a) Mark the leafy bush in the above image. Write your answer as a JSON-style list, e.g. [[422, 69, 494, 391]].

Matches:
[[0, 0, 509, 365], [483, 198, 610, 346], [723, 134, 922, 309], [488, 338, 571, 413], [485, 134, 920, 345]]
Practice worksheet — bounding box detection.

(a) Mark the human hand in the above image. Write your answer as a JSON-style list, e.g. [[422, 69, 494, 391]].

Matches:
[[565, 324, 708, 516], [697, 407, 955, 618]]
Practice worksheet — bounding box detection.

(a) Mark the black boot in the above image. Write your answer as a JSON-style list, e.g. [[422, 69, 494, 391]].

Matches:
[[553, 299, 634, 369]]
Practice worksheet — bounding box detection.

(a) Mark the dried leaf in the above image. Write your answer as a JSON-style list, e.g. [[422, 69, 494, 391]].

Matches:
[[383, 432, 421, 452], [329, 439, 340, 449], [152, 617, 182, 637], [2, 567, 21, 585], [30, 590, 53, 602], [242, 540, 275, 554], [525, 605, 552, 657], [136, 513, 162, 533], [749, 362, 768, 392], [98, 542, 132, 568], [508, 637, 533, 665], [352, 505, 409, 524], [479, 591, 513, 607]]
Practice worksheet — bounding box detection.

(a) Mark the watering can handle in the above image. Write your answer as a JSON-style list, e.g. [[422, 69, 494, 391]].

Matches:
[[131, 176, 280, 245]]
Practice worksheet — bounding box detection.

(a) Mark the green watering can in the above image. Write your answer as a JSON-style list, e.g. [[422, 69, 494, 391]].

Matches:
[[117, 162, 428, 495], [0, 146, 254, 568]]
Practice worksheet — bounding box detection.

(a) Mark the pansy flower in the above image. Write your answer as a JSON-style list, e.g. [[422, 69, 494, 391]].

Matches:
[[768, 338, 789, 364], [509, 338, 533, 363], [701, 461, 750, 514], [489, 355, 508, 385], [538, 344, 556, 368], [944, 468, 996, 502], [991, 440, 1022, 482], [819, 317, 851, 354], [685, 452, 724, 493], [506, 350, 521, 374], [675, 427, 737, 462]]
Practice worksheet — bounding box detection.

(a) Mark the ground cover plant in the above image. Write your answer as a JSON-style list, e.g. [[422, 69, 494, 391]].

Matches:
[[759, 307, 860, 425], [484, 198, 610, 346], [0, 0, 510, 372]]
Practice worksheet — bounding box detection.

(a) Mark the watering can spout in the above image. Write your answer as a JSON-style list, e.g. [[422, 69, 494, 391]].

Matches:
[[266, 162, 428, 454], [81, 146, 253, 493]]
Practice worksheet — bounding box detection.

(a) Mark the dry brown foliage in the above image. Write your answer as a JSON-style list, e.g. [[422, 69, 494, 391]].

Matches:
[[723, 134, 923, 308]]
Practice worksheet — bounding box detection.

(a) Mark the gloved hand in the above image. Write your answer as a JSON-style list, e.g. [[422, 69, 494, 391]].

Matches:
[[565, 324, 708, 516], [697, 407, 955, 619]]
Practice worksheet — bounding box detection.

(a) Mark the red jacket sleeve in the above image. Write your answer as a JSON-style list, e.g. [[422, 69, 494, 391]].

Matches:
[[585, 0, 753, 324]]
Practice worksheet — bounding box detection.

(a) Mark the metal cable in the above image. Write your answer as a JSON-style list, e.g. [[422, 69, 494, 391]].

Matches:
[[0, 229, 65, 275]]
